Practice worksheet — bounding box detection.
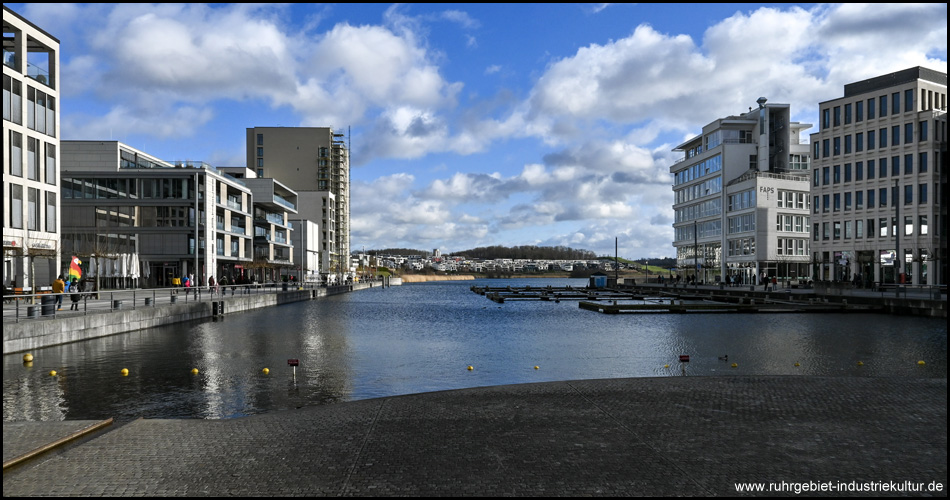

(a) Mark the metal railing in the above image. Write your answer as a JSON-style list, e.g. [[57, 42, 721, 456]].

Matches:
[[2, 281, 329, 323]]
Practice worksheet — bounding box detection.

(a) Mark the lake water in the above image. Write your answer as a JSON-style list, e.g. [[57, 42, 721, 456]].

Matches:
[[4, 278, 946, 421]]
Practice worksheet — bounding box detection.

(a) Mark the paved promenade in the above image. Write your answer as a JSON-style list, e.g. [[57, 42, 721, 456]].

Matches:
[[3, 376, 946, 496]]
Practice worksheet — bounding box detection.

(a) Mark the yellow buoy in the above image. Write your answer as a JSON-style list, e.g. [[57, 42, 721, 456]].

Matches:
[[191, 368, 199, 375], [120, 368, 129, 376], [664, 364, 670, 368], [917, 360, 926, 365], [23, 353, 34, 362], [534, 366, 539, 370], [49, 370, 57, 376], [467, 365, 474, 371], [857, 361, 864, 366], [262, 368, 269, 375], [731, 363, 738, 368], [794, 362, 800, 367]]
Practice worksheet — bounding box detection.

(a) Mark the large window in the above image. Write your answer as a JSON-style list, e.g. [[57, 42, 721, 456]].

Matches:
[[9, 130, 22, 176], [45, 143, 56, 185], [10, 185, 23, 229], [27, 187, 39, 230], [45, 191, 56, 232]]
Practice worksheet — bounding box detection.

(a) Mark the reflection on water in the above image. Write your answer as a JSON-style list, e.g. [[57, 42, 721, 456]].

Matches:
[[4, 278, 947, 421]]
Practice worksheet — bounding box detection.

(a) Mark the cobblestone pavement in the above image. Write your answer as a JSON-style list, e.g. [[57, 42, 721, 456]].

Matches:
[[3, 376, 947, 497]]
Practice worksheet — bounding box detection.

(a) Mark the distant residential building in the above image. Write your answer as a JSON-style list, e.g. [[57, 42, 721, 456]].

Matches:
[[289, 219, 320, 282], [671, 99, 813, 285], [60, 141, 253, 287], [809, 67, 947, 286], [246, 127, 350, 280], [3, 6, 61, 291]]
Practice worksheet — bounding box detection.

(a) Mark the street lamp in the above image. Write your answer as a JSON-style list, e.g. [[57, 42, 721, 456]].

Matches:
[[894, 178, 901, 289]]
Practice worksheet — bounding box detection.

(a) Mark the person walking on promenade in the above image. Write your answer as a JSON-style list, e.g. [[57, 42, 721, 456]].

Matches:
[[208, 275, 216, 296], [69, 278, 82, 310], [52, 275, 66, 310]]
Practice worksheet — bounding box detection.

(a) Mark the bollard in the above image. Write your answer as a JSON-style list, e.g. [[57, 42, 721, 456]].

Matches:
[[170, 295, 177, 304], [27, 305, 38, 318], [112, 300, 123, 310], [144, 297, 153, 306]]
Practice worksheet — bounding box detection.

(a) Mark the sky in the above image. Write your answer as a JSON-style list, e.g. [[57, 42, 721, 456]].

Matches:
[[7, 3, 948, 259]]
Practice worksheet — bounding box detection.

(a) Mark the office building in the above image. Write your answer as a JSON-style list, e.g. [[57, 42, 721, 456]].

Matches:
[[809, 67, 947, 286], [3, 6, 60, 292], [60, 141, 254, 288], [671, 99, 813, 286]]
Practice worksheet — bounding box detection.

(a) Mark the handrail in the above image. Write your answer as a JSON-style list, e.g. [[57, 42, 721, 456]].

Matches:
[[1, 281, 335, 323]]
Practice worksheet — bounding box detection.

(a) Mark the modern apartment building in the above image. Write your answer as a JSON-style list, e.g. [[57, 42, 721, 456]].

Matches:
[[3, 6, 60, 292], [217, 166, 300, 282], [671, 99, 813, 286], [809, 67, 947, 287], [60, 141, 254, 288], [246, 127, 350, 280]]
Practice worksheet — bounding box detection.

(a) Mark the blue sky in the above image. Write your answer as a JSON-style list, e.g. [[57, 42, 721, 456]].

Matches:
[[7, 3, 947, 258]]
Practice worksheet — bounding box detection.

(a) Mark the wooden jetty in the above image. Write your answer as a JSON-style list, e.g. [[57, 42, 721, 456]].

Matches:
[[471, 285, 641, 303]]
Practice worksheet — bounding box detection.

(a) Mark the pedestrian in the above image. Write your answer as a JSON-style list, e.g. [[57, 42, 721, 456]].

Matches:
[[52, 275, 66, 310], [69, 278, 82, 310], [208, 275, 216, 295]]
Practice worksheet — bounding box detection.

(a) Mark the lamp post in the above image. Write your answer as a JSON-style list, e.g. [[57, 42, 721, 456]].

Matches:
[[693, 220, 698, 286], [894, 178, 900, 290]]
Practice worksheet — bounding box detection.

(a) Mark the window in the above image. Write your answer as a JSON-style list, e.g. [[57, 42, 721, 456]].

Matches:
[[27, 137, 39, 180], [856, 219, 864, 238], [867, 98, 875, 119], [844, 103, 852, 124], [833, 165, 840, 183], [813, 196, 819, 214], [833, 137, 841, 156], [867, 219, 875, 238], [844, 192, 852, 211], [823, 222, 830, 240], [833, 193, 841, 212], [867, 129, 875, 149], [919, 152, 928, 173], [919, 184, 927, 204], [9, 130, 22, 176], [27, 188, 38, 230], [892, 92, 900, 114], [855, 161, 863, 181], [904, 89, 913, 112], [845, 220, 852, 239], [867, 159, 875, 180], [904, 185, 912, 205], [904, 154, 913, 175], [844, 135, 852, 154], [905, 123, 913, 144], [833, 106, 841, 127], [879, 218, 888, 237], [919, 120, 928, 142], [856, 132, 863, 152], [822, 139, 830, 157], [823, 167, 830, 185], [822, 194, 830, 213], [904, 216, 913, 236], [10, 185, 23, 228], [256, 133, 263, 145], [920, 216, 928, 235], [879, 128, 887, 148], [879, 158, 887, 178], [867, 189, 875, 209], [879, 95, 887, 117], [856, 190, 863, 210], [45, 143, 56, 185], [879, 188, 887, 207], [822, 109, 830, 129], [45, 191, 56, 232], [833, 221, 841, 239], [813, 169, 820, 187], [891, 156, 899, 177], [856, 100, 863, 121], [892, 125, 900, 146], [844, 163, 852, 182]]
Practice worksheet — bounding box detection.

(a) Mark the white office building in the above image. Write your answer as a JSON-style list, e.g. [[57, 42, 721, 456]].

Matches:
[[671, 99, 813, 286]]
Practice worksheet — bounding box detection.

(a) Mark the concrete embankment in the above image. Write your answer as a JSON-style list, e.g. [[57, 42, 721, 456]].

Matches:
[[398, 275, 475, 283], [4, 283, 381, 354]]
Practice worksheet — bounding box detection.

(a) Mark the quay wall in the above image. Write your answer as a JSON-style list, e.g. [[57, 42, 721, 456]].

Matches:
[[4, 282, 384, 354], [399, 275, 475, 283]]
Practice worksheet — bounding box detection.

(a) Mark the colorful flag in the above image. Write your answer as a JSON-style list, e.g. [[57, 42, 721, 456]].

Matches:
[[69, 256, 82, 281]]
